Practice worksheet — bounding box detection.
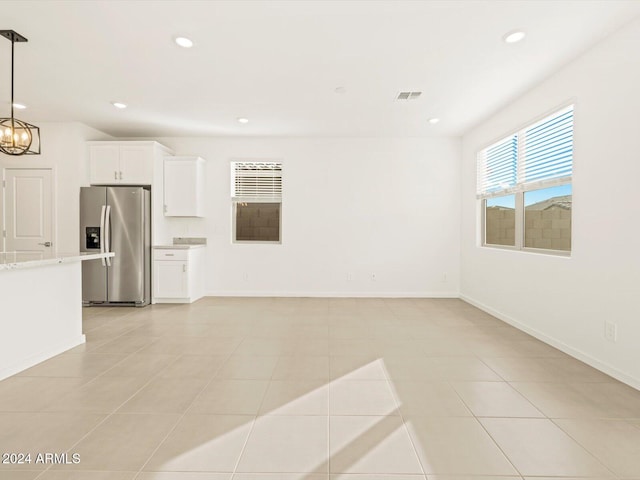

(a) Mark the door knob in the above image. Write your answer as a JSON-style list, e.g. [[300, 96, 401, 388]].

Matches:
[[38, 241, 52, 247]]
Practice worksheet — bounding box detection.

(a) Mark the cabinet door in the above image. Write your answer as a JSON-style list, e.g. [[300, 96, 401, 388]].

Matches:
[[89, 145, 120, 184], [120, 145, 154, 184], [164, 160, 199, 216], [153, 260, 188, 298]]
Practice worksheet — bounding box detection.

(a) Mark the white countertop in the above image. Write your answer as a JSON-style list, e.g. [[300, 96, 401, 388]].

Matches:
[[153, 245, 206, 250], [0, 252, 114, 271]]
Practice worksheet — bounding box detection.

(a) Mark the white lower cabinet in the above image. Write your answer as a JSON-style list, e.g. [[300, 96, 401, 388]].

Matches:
[[154, 260, 188, 298], [153, 247, 205, 303]]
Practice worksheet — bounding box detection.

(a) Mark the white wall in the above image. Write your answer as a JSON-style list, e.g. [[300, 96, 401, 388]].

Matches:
[[155, 137, 461, 297], [460, 18, 640, 388], [0, 122, 112, 253]]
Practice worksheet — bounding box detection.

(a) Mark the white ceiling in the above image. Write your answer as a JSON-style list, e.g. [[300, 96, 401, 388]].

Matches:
[[1, 0, 639, 138]]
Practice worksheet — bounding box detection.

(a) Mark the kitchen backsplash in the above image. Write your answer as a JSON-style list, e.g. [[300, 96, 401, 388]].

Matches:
[[173, 237, 207, 245]]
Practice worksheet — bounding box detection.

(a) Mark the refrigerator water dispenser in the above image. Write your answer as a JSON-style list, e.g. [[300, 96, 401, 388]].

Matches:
[[85, 227, 101, 249]]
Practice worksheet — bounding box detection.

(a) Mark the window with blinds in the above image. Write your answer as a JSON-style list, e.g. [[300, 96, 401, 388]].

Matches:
[[477, 105, 574, 253], [231, 161, 282, 243], [523, 106, 573, 184], [232, 162, 282, 200], [476, 134, 517, 195]]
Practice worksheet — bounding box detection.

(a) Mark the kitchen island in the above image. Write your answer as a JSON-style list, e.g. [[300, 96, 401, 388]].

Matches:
[[0, 251, 114, 380]]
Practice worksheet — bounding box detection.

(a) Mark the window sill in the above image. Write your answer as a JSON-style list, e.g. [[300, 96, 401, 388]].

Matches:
[[233, 240, 282, 245], [481, 244, 571, 258]]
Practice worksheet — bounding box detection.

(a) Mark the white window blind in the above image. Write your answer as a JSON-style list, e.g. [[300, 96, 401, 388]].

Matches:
[[477, 105, 574, 198], [232, 162, 282, 200], [476, 134, 517, 195], [523, 106, 573, 184]]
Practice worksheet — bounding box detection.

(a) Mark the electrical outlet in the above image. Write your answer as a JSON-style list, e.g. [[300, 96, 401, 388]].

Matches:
[[441, 273, 447, 283], [346, 273, 353, 281], [243, 272, 249, 282], [604, 321, 617, 342]]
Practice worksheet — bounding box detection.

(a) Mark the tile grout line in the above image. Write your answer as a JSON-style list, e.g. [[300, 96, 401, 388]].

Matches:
[[441, 305, 534, 477], [447, 378, 525, 478], [547, 416, 620, 478], [228, 348, 283, 475], [133, 330, 243, 478], [46, 311, 220, 475], [384, 376, 428, 478], [394, 304, 525, 477], [382, 307, 428, 478], [229, 413, 260, 476], [26, 308, 182, 480], [55, 357, 184, 467], [77, 308, 160, 352], [5, 299, 639, 478]]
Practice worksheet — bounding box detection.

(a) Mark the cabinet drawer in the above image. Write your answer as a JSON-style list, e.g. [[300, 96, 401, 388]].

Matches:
[[153, 249, 188, 261]]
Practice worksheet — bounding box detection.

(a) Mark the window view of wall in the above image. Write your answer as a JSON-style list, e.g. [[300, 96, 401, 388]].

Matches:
[[485, 195, 515, 246], [524, 185, 572, 251], [476, 105, 573, 254], [235, 202, 281, 242], [231, 161, 282, 244]]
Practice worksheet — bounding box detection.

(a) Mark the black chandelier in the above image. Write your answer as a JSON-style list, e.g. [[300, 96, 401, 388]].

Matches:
[[0, 30, 40, 156]]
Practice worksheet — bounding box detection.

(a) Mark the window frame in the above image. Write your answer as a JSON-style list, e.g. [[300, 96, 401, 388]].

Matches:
[[482, 193, 518, 250], [478, 103, 574, 256], [230, 160, 283, 245], [232, 199, 282, 245]]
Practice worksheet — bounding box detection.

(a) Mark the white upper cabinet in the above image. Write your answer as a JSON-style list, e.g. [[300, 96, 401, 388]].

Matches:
[[119, 145, 155, 184], [89, 142, 156, 185], [89, 145, 120, 183], [164, 156, 205, 217], [87, 140, 174, 246]]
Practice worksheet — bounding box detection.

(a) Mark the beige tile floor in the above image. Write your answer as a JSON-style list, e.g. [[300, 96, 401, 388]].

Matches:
[[1, 297, 640, 479]]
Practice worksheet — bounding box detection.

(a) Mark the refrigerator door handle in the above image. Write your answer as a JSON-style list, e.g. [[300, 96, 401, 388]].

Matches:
[[105, 205, 112, 267], [100, 205, 106, 267]]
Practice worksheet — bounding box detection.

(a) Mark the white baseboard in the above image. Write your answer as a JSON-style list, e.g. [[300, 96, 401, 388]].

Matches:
[[154, 297, 200, 304], [185, 289, 640, 390], [205, 290, 460, 298], [0, 334, 86, 382], [460, 294, 640, 391]]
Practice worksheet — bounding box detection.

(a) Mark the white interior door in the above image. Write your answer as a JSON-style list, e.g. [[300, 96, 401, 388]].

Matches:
[[3, 168, 54, 254]]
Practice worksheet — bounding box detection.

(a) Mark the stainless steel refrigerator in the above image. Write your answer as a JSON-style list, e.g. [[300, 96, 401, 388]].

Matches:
[[80, 186, 151, 306]]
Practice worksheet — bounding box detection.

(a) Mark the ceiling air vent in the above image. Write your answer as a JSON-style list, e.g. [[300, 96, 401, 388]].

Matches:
[[396, 91, 422, 101]]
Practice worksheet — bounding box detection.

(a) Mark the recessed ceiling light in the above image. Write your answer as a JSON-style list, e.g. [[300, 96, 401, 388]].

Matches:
[[428, 118, 440, 124], [334, 87, 346, 94], [12, 102, 26, 109], [237, 117, 249, 124], [175, 36, 194, 48], [111, 102, 127, 109], [503, 30, 526, 44]]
